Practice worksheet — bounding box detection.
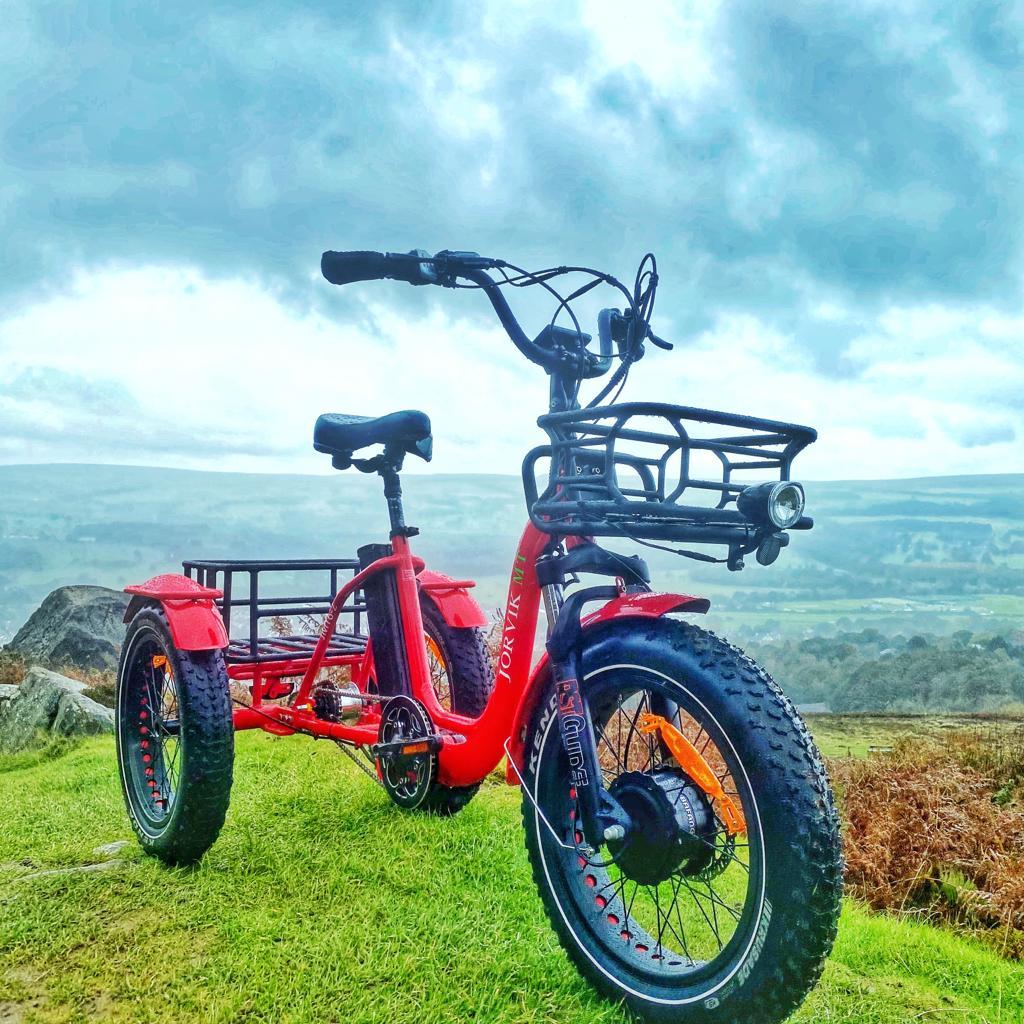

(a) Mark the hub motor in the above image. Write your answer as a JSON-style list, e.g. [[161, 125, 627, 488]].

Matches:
[[606, 769, 717, 884]]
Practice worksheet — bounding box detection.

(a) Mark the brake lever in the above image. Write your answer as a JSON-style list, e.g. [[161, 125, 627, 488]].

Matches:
[[432, 250, 502, 285], [647, 330, 673, 351]]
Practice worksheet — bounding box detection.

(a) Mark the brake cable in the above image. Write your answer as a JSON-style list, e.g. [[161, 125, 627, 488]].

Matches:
[[427, 252, 662, 412]]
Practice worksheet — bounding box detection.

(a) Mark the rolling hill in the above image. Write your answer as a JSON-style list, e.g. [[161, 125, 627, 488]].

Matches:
[[1, 463, 1022, 643]]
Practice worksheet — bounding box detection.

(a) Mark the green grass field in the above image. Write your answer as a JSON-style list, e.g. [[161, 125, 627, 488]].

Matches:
[[2, 734, 1023, 1024]]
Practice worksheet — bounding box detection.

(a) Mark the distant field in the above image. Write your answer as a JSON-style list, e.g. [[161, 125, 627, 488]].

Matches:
[[2, 464, 1023, 643], [806, 712, 1024, 759]]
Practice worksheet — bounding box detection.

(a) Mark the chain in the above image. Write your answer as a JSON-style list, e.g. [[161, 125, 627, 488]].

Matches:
[[335, 739, 383, 786], [231, 695, 383, 786]]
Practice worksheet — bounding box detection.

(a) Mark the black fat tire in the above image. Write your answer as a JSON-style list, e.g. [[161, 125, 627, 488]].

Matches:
[[116, 607, 234, 866], [521, 619, 842, 1024], [417, 597, 495, 816]]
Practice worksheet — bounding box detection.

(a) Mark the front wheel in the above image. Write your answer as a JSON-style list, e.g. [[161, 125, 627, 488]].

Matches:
[[521, 620, 842, 1023], [116, 607, 234, 866]]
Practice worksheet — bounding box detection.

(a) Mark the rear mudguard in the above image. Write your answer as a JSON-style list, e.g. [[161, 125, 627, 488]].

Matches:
[[504, 591, 709, 784], [123, 574, 229, 651], [417, 569, 488, 628]]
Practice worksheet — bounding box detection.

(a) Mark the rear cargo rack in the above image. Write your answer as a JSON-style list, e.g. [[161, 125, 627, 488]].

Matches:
[[182, 558, 368, 667]]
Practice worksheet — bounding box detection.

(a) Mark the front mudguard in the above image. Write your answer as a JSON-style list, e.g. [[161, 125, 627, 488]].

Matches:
[[418, 569, 488, 628], [504, 591, 709, 784], [123, 574, 229, 651]]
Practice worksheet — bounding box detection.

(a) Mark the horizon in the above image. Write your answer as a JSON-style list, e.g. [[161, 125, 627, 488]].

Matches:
[[4, 459, 1024, 487]]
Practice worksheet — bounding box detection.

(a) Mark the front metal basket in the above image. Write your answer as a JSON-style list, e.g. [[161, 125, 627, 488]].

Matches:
[[522, 402, 817, 546]]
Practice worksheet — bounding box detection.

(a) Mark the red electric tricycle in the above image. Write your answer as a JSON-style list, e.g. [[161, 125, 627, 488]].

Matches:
[[116, 249, 841, 1023]]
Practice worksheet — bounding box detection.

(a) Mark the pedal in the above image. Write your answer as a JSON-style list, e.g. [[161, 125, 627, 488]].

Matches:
[[371, 734, 443, 759]]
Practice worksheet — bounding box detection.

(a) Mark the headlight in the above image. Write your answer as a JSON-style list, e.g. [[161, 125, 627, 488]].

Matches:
[[737, 481, 806, 529]]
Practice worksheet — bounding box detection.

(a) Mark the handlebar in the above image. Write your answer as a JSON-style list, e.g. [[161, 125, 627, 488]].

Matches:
[[458, 265, 554, 370], [319, 248, 659, 380], [321, 248, 560, 371]]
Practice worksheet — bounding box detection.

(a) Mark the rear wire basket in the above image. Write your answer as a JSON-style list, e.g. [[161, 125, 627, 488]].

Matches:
[[522, 403, 816, 549]]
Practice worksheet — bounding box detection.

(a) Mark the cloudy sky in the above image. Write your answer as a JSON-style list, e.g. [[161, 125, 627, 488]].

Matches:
[[1, 1, 1022, 480]]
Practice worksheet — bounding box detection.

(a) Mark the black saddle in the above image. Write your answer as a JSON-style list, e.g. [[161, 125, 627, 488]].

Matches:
[[313, 410, 433, 468]]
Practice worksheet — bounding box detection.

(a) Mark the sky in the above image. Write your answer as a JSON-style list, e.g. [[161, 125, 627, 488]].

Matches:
[[1, 0, 1022, 481]]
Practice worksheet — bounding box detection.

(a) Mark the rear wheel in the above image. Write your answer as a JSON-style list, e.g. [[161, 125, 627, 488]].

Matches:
[[522, 619, 841, 1023], [421, 598, 493, 716], [116, 607, 234, 865], [416, 597, 495, 815]]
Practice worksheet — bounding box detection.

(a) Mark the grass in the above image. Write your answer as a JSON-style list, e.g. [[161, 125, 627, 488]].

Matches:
[[2, 735, 1024, 1024]]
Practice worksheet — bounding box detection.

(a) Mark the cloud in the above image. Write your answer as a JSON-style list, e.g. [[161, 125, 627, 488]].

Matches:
[[0, 1, 1022, 478], [0, 266, 541, 473], [946, 419, 1017, 449], [0, 364, 300, 464]]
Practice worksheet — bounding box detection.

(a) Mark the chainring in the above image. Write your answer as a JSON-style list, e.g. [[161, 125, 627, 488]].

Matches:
[[376, 694, 437, 810]]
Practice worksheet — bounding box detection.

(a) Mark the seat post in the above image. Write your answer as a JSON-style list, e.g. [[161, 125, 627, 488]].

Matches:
[[379, 462, 414, 538]]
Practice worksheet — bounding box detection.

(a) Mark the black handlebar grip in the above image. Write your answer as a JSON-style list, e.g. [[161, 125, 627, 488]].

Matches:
[[320, 250, 390, 286]]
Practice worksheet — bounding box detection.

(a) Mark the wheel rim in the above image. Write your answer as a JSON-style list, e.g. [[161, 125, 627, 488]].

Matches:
[[532, 666, 765, 996], [424, 631, 453, 710], [119, 630, 183, 830]]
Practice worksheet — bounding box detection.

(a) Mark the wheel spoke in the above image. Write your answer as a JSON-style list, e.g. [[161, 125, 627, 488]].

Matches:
[[652, 884, 667, 957], [678, 875, 723, 949], [539, 671, 759, 981], [667, 874, 695, 962]]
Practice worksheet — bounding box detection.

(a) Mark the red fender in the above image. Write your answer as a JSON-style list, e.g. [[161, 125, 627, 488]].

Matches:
[[504, 591, 710, 784], [417, 569, 488, 628], [124, 574, 229, 651]]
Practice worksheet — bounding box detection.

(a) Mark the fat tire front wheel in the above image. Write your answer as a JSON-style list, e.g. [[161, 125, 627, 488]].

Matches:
[[116, 607, 234, 866], [521, 619, 842, 1023]]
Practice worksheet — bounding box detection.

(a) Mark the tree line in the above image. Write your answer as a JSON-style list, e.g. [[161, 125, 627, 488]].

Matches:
[[750, 629, 1024, 714]]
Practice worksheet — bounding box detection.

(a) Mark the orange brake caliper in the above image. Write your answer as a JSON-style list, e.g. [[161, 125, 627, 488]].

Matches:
[[637, 714, 746, 836]]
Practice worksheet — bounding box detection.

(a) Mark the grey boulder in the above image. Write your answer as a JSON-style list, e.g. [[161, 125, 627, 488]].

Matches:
[[5, 585, 130, 672], [0, 666, 114, 752]]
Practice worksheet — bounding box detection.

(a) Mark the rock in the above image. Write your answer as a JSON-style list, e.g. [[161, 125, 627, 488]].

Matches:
[[0, 684, 19, 708], [52, 689, 114, 739], [91, 841, 129, 859], [5, 586, 130, 672], [0, 666, 114, 752]]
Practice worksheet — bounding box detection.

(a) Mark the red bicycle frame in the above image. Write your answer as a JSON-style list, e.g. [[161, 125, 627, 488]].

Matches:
[[127, 521, 707, 788], [213, 521, 707, 789], [221, 525, 543, 787]]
